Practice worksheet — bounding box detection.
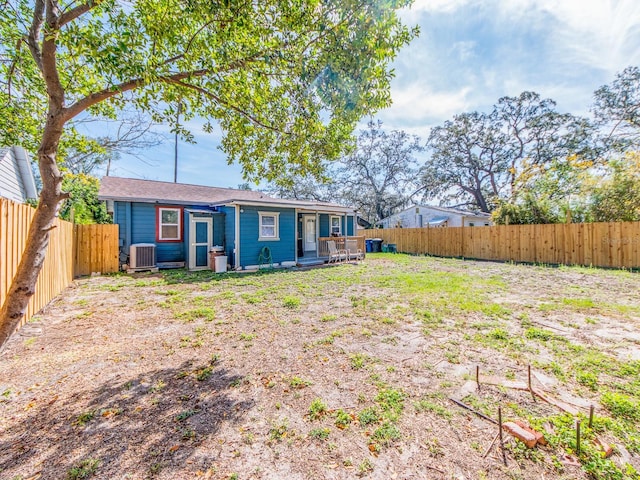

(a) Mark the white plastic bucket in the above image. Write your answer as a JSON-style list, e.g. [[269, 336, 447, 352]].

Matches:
[[214, 255, 228, 273]]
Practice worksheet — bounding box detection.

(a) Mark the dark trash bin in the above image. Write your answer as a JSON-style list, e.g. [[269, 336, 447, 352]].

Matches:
[[387, 243, 397, 253], [365, 239, 373, 253], [371, 238, 383, 253]]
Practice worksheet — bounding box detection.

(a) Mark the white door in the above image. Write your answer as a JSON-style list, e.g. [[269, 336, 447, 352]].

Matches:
[[304, 216, 317, 252], [189, 216, 212, 270]]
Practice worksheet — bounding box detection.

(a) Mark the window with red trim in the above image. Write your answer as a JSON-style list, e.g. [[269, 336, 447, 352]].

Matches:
[[156, 206, 183, 242]]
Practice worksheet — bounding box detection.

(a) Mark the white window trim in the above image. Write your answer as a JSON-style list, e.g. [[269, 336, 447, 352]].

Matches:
[[258, 211, 280, 241], [330, 215, 341, 235], [158, 207, 182, 241]]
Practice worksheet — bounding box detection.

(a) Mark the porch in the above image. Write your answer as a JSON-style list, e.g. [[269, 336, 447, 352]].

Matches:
[[317, 236, 366, 258], [296, 236, 366, 266]]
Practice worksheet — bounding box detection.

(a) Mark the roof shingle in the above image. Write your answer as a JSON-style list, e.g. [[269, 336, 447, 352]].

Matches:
[[98, 176, 352, 212]]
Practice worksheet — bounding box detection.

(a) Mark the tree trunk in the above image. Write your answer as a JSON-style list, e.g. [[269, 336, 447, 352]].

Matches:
[[0, 114, 67, 348]]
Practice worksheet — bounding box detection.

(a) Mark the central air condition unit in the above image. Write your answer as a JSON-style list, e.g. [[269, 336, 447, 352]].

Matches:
[[129, 243, 156, 270]]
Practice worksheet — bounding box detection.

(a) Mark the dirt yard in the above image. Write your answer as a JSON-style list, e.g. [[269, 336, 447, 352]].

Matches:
[[1, 255, 639, 480]]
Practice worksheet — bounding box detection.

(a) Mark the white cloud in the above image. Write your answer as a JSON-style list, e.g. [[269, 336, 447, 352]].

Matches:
[[451, 41, 477, 62], [380, 83, 472, 126], [403, 0, 640, 75], [497, 0, 640, 74]]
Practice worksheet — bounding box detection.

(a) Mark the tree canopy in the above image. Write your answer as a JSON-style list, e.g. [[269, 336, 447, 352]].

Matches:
[[593, 66, 640, 151], [1, 0, 417, 180], [58, 173, 112, 224], [421, 92, 594, 213]]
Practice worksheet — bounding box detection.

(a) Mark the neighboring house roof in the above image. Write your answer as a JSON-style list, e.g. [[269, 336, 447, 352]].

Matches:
[[98, 176, 354, 213], [0, 146, 38, 203], [357, 216, 372, 228], [427, 216, 450, 226]]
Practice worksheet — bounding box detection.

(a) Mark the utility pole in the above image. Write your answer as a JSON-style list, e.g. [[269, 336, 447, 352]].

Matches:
[[174, 101, 182, 183]]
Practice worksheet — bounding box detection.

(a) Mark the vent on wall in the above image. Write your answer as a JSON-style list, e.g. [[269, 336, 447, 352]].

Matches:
[[130, 243, 156, 269]]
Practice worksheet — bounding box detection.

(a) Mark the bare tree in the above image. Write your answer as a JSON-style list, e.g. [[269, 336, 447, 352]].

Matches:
[[336, 120, 424, 223], [62, 114, 165, 176]]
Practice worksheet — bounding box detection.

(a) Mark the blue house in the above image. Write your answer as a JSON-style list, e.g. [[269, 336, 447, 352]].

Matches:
[[98, 177, 360, 271]]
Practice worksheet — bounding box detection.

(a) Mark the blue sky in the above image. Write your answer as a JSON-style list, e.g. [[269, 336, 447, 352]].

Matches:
[[104, 0, 640, 188]]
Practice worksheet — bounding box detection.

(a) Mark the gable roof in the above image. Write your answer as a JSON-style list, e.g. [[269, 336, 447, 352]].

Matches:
[[98, 176, 354, 213], [99, 176, 270, 204], [0, 146, 38, 203]]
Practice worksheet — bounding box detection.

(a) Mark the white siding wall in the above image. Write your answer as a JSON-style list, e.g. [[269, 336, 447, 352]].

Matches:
[[0, 148, 27, 203]]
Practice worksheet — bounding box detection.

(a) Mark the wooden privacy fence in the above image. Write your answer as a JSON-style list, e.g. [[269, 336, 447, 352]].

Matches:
[[365, 222, 640, 269], [73, 223, 120, 276], [1, 198, 119, 331]]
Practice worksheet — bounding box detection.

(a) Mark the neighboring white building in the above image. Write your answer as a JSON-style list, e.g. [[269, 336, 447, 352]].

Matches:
[[377, 205, 492, 228], [0, 146, 38, 203]]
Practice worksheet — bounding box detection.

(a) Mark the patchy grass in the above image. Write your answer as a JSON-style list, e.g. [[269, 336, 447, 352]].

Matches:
[[2, 255, 640, 479], [67, 458, 99, 479]]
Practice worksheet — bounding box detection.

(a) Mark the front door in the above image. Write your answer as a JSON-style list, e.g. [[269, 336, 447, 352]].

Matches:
[[189, 216, 212, 270], [304, 216, 317, 252]]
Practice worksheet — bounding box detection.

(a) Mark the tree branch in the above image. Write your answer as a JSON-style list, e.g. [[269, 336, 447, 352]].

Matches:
[[26, 0, 45, 73], [166, 78, 286, 134], [7, 39, 22, 98], [63, 69, 208, 121], [41, 0, 65, 109], [162, 19, 221, 66], [58, 1, 95, 27]]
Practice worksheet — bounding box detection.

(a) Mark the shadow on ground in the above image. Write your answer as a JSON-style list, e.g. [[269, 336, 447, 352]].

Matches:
[[0, 360, 253, 478]]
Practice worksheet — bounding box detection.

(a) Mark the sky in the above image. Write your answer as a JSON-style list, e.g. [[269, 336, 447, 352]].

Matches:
[[104, 0, 640, 188]]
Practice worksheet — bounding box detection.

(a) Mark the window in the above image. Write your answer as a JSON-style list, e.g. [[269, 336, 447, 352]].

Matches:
[[259, 211, 280, 240], [157, 206, 183, 242], [330, 216, 341, 235]]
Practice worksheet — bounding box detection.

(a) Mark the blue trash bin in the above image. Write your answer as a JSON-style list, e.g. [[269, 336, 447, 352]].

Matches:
[[365, 239, 373, 253]]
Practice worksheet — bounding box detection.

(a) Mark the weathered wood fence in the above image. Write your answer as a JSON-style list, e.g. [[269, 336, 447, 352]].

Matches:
[[365, 222, 640, 269], [1, 198, 119, 331]]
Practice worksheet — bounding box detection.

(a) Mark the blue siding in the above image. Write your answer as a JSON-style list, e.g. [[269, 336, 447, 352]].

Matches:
[[239, 206, 295, 267], [113, 202, 225, 265], [131, 203, 184, 262], [115, 201, 128, 251], [319, 214, 329, 237], [222, 206, 236, 267], [213, 214, 225, 246]]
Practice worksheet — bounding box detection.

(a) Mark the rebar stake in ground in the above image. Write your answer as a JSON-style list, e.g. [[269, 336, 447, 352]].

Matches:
[[499, 406, 507, 466]]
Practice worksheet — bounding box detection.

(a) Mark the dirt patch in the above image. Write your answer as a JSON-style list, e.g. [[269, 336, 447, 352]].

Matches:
[[1, 257, 639, 479]]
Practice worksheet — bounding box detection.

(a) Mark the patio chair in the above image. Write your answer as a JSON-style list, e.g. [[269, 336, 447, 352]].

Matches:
[[327, 240, 347, 264], [346, 239, 364, 262]]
